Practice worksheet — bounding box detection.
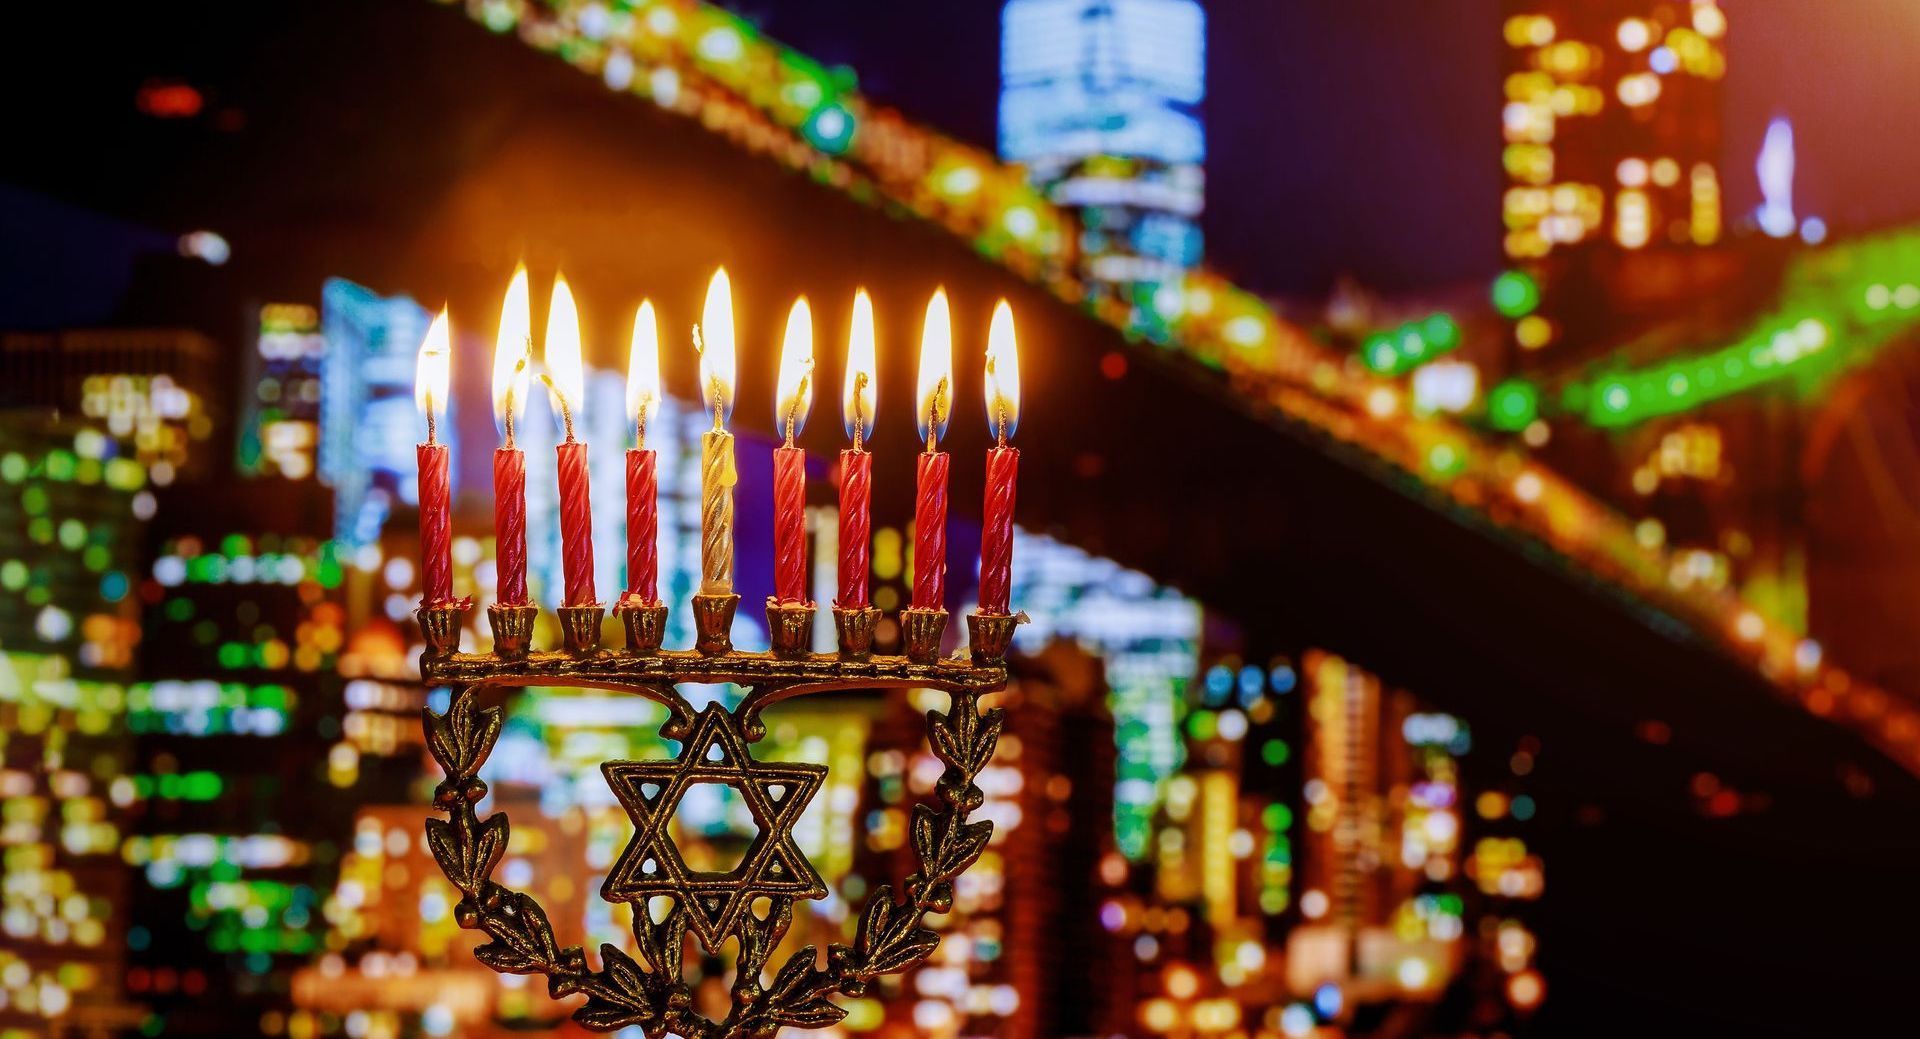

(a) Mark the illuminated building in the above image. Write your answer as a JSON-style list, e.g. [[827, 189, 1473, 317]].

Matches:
[[1500, 0, 1729, 353], [128, 481, 349, 1033], [859, 644, 1118, 1039], [999, 0, 1206, 290], [0, 413, 150, 1035], [1285, 652, 1469, 1023], [0, 328, 222, 483], [239, 304, 328, 480], [317, 279, 432, 550]]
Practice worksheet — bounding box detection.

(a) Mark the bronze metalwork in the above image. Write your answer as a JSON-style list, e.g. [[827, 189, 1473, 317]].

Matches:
[[487, 603, 539, 661], [418, 605, 1011, 1036], [614, 599, 669, 655], [418, 603, 469, 659], [966, 610, 1027, 665], [765, 599, 816, 659], [557, 605, 606, 656], [899, 606, 948, 664], [692, 593, 740, 655], [831, 605, 880, 661]]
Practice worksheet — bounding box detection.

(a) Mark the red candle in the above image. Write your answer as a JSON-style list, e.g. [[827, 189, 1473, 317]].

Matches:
[[625, 300, 662, 605], [547, 274, 596, 608], [838, 289, 877, 609], [418, 442, 453, 606], [912, 289, 954, 612], [626, 448, 657, 602], [494, 447, 528, 605], [838, 448, 871, 608], [557, 441, 595, 606], [773, 298, 816, 606], [492, 265, 532, 607], [415, 308, 455, 607], [979, 300, 1022, 615], [980, 445, 1018, 614], [774, 446, 807, 603], [913, 450, 949, 610]]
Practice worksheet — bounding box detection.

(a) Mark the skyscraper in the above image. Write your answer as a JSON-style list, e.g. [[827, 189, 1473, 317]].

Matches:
[[999, 0, 1207, 290], [1499, 0, 1729, 353]]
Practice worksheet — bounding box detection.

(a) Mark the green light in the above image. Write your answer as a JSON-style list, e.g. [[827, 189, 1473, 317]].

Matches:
[[1492, 270, 1540, 318], [1363, 336, 1397, 373], [802, 102, 855, 155], [217, 642, 248, 669], [1261, 739, 1291, 767], [1423, 313, 1461, 349], [0, 560, 26, 591], [1487, 381, 1539, 432], [1427, 442, 1464, 475]]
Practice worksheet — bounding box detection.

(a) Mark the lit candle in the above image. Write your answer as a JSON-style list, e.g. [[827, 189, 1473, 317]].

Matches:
[[838, 290, 877, 610], [415, 307, 455, 607], [491, 266, 532, 607], [979, 301, 1021, 616], [773, 297, 815, 605], [912, 289, 953, 612], [696, 268, 738, 597], [544, 274, 596, 608], [624, 300, 662, 605]]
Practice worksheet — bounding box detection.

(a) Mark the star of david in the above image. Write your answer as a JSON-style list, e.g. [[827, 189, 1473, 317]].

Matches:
[[600, 704, 827, 952]]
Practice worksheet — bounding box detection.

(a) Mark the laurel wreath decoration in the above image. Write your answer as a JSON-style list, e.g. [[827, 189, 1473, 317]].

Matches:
[[422, 664, 1004, 1039]]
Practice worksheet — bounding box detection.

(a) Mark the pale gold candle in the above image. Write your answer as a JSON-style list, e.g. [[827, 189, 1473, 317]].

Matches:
[[700, 425, 735, 595], [696, 268, 738, 596]]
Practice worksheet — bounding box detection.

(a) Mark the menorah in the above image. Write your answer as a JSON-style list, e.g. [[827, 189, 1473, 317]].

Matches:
[[416, 600, 1021, 1036]]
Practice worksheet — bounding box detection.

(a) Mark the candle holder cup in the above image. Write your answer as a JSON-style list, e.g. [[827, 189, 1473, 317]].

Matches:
[[557, 605, 606, 657], [900, 607, 948, 665], [614, 598, 670, 656], [487, 603, 539, 661], [833, 605, 882, 661], [416, 602, 469, 660], [692, 593, 740, 655], [966, 611, 1028, 665], [766, 599, 816, 659]]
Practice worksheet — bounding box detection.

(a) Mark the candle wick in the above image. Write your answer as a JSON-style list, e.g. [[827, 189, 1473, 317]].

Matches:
[[635, 409, 647, 451], [504, 404, 515, 450], [425, 407, 437, 446], [850, 370, 869, 451], [711, 385, 725, 432], [540, 373, 577, 443], [924, 375, 948, 453]]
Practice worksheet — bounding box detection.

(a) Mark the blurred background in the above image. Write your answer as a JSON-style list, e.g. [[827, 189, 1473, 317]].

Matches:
[[4, 1, 1920, 1037]]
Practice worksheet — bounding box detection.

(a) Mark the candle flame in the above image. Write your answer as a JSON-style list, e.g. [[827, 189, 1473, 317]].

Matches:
[[697, 267, 736, 426], [491, 265, 532, 433], [415, 306, 452, 430], [916, 288, 953, 445], [544, 273, 586, 437], [627, 299, 661, 437], [984, 299, 1020, 440], [775, 296, 814, 440], [842, 288, 877, 442]]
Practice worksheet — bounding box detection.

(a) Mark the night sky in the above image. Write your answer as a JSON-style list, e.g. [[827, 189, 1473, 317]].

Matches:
[[724, 0, 1920, 296]]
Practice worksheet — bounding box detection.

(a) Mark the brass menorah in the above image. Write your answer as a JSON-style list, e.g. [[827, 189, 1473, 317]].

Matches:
[[416, 596, 1023, 1037]]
